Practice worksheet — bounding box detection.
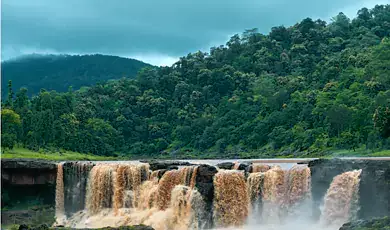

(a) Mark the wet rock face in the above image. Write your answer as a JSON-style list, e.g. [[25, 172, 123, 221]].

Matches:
[[195, 164, 218, 228], [2, 159, 57, 170], [1, 159, 58, 209], [309, 159, 390, 220], [339, 216, 390, 230], [2, 159, 57, 185]]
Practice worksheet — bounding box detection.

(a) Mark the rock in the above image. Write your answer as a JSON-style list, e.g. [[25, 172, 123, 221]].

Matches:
[[18, 224, 29, 230], [195, 164, 218, 229], [140, 160, 193, 171], [2, 159, 57, 170], [216, 162, 234, 169], [339, 216, 390, 230], [2, 159, 57, 185], [308, 159, 390, 220]]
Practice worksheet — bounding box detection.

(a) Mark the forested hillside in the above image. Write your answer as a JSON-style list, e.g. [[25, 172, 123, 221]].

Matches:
[[2, 5, 390, 158], [1, 54, 151, 96]]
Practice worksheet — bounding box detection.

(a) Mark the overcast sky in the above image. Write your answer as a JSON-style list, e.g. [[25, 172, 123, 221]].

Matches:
[[1, 0, 388, 66]]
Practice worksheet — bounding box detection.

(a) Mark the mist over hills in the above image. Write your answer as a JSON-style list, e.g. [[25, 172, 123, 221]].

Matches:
[[1, 54, 152, 96]]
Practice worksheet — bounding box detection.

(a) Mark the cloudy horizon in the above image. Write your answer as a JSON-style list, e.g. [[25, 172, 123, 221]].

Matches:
[[1, 0, 388, 66]]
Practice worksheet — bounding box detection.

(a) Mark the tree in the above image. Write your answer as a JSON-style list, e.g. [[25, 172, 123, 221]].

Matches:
[[1, 109, 21, 149], [4, 80, 14, 108], [373, 105, 390, 138]]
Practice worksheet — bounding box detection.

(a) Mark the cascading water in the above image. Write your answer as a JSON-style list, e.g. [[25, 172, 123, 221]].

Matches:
[[157, 166, 198, 210], [113, 164, 148, 211], [213, 170, 249, 228], [233, 162, 241, 170], [63, 164, 203, 230], [320, 169, 362, 227], [56, 161, 364, 230], [55, 162, 95, 225], [85, 164, 115, 214], [55, 163, 65, 225], [247, 172, 265, 225], [284, 165, 312, 219], [261, 165, 287, 224], [63, 162, 94, 215], [251, 164, 271, 173]]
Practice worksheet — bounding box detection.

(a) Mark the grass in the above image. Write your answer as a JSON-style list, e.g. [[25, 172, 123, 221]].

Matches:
[[1, 147, 116, 161], [327, 148, 390, 158], [1, 146, 389, 161]]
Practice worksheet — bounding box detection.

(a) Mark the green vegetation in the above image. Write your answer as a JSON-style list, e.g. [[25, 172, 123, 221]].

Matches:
[[2, 5, 390, 159], [1, 147, 115, 161], [1, 54, 151, 96], [340, 216, 390, 230]]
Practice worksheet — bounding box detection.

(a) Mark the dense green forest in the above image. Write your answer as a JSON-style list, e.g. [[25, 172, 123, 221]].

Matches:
[[1, 54, 151, 96], [2, 5, 390, 158]]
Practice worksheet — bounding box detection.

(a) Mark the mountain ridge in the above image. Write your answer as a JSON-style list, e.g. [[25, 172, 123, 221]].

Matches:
[[1, 53, 152, 96]]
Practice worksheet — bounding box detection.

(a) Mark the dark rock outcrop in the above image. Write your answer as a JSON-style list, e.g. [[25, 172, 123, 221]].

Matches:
[[2, 159, 58, 210], [195, 164, 218, 229], [1, 159, 57, 185], [216, 162, 234, 169], [339, 216, 390, 230], [2, 159, 57, 185], [140, 160, 193, 171], [309, 159, 390, 220], [2, 159, 57, 170]]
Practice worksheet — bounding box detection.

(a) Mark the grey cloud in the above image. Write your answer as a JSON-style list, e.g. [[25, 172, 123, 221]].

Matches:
[[1, 0, 377, 62]]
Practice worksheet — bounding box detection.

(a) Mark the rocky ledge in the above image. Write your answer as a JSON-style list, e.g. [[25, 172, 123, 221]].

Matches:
[[140, 160, 194, 171], [339, 216, 390, 229], [1, 159, 57, 170]]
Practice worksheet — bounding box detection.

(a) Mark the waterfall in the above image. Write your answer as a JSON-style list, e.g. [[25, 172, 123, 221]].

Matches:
[[251, 164, 271, 173], [137, 180, 159, 210], [247, 172, 264, 205], [150, 169, 162, 181], [55, 163, 65, 225], [213, 170, 249, 228], [57, 161, 364, 230], [247, 172, 265, 225], [157, 166, 198, 210], [165, 185, 205, 230], [284, 165, 312, 218], [320, 169, 362, 227], [233, 162, 240, 170], [64, 164, 203, 230], [113, 164, 147, 211], [261, 165, 287, 224], [63, 162, 94, 215]]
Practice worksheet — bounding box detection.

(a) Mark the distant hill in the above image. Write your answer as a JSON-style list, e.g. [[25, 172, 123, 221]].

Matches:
[[1, 54, 152, 96]]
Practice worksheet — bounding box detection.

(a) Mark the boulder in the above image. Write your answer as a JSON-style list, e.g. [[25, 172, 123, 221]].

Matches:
[[215, 162, 234, 169], [195, 164, 218, 229], [140, 160, 193, 171]]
